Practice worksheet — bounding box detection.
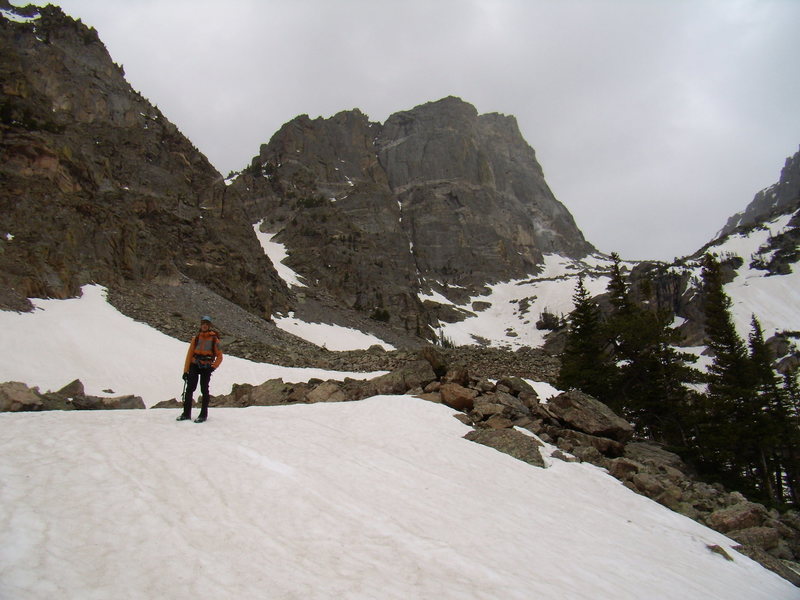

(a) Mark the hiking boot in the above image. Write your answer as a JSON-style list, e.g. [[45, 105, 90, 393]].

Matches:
[[176, 414, 191, 422]]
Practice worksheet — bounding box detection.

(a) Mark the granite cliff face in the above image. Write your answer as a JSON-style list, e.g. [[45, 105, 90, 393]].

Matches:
[[719, 147, 800, 238], [0, 4, 595, 344], [0, 4, 290, 316], [231, 97, 595, 337]]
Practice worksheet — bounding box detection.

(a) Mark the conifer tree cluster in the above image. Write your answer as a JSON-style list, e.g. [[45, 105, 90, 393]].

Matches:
[[693, 254, 800, 506], [558, 252, 800, 508]]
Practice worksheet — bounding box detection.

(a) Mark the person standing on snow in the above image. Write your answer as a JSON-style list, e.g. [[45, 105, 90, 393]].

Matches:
[[177, 315, 223, 423]]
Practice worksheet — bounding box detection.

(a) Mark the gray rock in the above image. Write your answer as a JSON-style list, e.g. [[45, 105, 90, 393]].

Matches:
[[464, 428, 546, 468], [571, 445, 606, 466], [546, 390, 634, 442], [496, 376, 536, 397], [729, 527, 781, 551], [0, 381, 43, 412], [707, 503, 769, 533], [607, 457, 643, 481], [306, 381, 347, 403], [557, 429, 625, 457], [213, 379, 292, 407], [624, 442, 687, 472], [483, 414, 515, 429], [362, 360, 438, 397], [632, 473, 667, 497]]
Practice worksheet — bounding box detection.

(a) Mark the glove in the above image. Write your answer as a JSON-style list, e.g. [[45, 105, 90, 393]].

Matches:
[[182, 372, 189, 381]]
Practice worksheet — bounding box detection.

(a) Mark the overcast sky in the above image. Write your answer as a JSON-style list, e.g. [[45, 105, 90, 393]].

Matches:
[[30, 0, 800, 261]]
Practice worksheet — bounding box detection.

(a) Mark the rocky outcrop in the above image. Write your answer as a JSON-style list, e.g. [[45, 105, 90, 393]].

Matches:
[[720, 146, 800, 238], [0, 379, 144, 410], [0, 5, 290, 317], [545, 389, 634, 442]]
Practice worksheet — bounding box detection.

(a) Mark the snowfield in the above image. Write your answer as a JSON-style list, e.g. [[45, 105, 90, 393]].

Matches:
[[1, 398, 797, 599], [0, 281, 798, 598], [709, 212, 800, 340], [430, 253, 614, 348], [0, 285, 385, 407], [273, 313, 395, 352]]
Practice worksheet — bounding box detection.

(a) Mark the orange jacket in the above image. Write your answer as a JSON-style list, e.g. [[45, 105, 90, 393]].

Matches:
[[184, 330, 223, 373]]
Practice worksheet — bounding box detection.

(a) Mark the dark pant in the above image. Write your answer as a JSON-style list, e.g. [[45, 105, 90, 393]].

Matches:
[[183, 363, 212, 418]]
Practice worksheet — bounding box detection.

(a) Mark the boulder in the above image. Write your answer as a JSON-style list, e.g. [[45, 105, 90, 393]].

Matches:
[[415, 392, 443, 405], [474, 379, 495, 393], [551, 449, 579, 463], [546, 390, 634, 442], [655, 487, 684, 511], [483, 414, 514, 429], [632, 473, 667, 497], [71, 394, 145, 410], [362, 360, 437, 397], [464, 428, 546, 468], [442, 366, 470, 387], [571, 445, 605, 465], [729, 527, 781, 551], [306, 381, 347, 403], [418, 345, 448, 378], [496, 376, 536, 397], [624, 442, 687, 473], [213, 379, 293, 407], [102, 395, 145, 409], [607, 457, 643, 481], [0, 381, 43, 412], [469, 396, 508, 421], [490, 390, 529, 416], [707, 502, 769, 533], [56, 379, 85, 398], [440, 383, 479, 411], [557, 429, 625, 457]]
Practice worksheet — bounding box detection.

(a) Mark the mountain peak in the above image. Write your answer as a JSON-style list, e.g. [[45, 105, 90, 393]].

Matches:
[[718, 146, 800, 238]]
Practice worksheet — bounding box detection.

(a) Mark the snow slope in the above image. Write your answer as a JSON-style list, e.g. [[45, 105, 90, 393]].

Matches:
[[706, 211, 800, 340], [429, 253, 613, 348], [428, 210, 800, 350], [273, 313, 395, 351], [253, 220, 307, 288], [0, 285, 385, 407], [1, 398, 796, 599]]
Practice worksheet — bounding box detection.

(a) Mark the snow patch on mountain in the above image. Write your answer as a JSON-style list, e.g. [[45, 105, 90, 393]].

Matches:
[[432, 254, 613, 348], [274, 313, 395, 351], [253, 220, 307, 288], [696, 211, 800, 340]]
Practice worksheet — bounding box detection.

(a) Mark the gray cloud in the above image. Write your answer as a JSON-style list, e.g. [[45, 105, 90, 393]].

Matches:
[[31, 0, 800, 261]]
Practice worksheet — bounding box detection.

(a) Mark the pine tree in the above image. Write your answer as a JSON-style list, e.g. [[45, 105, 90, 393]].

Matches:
[[695, 255, 795, 505], [746, 316, 785, 503], [781, 371, 800, 505], [558, 276, 613, 401], [602, 253, 700, 442], [607, 252, 631, 313], [700, 255, 752, 402], [694, 254, 754, 491]]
